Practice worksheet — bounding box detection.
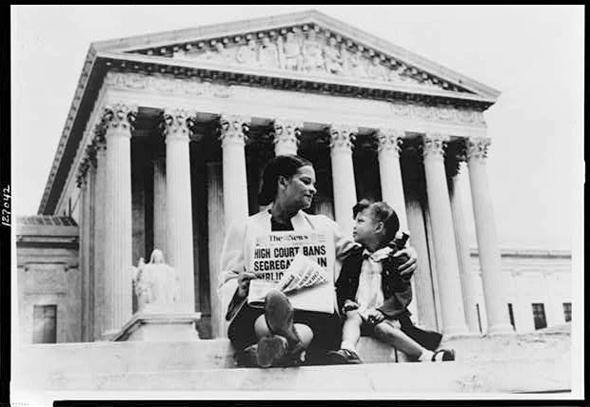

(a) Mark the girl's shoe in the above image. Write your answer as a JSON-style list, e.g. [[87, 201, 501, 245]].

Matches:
[[326, 348, 363, 364], [432, 348, 455, 361]]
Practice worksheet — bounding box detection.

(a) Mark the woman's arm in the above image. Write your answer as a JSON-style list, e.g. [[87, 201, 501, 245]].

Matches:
[[391, 246, 418, 280], [218, 220, 248, 319]]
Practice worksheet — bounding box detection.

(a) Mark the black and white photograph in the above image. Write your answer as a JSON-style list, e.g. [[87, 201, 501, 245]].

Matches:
[[7, 5, 584, 403]]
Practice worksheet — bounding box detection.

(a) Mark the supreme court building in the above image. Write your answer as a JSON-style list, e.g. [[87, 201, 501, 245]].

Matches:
[[16, 10, 572, 348]]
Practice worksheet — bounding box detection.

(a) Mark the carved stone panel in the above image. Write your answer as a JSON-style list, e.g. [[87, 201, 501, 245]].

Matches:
[[152, 26, 466, 93]]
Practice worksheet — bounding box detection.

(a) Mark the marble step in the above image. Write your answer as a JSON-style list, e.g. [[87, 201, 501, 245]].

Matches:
[[14, 337, 405, 382], [13, 329, 571, 398], [14, 355, 570, 395]]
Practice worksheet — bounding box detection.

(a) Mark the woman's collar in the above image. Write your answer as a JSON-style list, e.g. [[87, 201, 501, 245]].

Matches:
[[267, 207, 311, 231], [290, 210, 310, 231]]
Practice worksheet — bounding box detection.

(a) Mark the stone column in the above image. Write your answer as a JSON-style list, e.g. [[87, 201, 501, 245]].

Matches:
[[423, 202, 443, 327], [219, 114, 250, 229], [273, 119, 302, 156], [162, 108, 196, 313], [449, 155, 481, 333], [93, 136, 107, 340], [102, 103, 136, 337], [76, 163, 90, 341], [376, 128, 408, 229], [422, 133, 468, 336], [86, 146, 97, 342], [329, 124, 358, 236], [375, 128, 417, 319], [405, 194, 438, 330], [152, 156, 167, 253], [467, 137, 514, 335], [207, 162, 226, 338]]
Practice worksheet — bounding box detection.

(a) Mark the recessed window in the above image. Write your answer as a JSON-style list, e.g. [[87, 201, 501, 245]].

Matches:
[[508, 303, 515, 330], [476, 303, 482, 333], [532, 303, 547, 330], [563, 302, 572, 322], [33, 305, 57, 344]]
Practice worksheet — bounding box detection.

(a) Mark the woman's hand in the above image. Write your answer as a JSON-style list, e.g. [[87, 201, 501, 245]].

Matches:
[[366, 308, 385, 325], [237, 271, 257, 298], [392, 245, 417, 281]]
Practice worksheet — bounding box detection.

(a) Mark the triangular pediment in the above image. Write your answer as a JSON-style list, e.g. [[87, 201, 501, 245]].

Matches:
[[92, 10, 499, 100]]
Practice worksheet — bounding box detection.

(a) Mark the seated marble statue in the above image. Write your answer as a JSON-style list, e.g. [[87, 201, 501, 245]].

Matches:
[[132, 249, 180, 313]]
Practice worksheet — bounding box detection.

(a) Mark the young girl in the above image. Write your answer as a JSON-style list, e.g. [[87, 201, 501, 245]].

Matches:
[[331, 199, 455, 364]]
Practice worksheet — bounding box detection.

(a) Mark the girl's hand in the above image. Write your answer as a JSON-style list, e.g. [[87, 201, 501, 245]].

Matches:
[[342, 299, 359, 314]]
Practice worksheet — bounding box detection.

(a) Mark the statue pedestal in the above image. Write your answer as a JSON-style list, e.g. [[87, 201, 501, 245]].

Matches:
[[114, 312, 202, 342]]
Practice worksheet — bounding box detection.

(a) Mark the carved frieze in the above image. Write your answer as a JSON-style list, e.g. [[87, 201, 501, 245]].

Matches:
[[151, 26, 464, 93], [102, 72, 485, 129], [389, 101, 485, 127], [103, 71, 232, 98]]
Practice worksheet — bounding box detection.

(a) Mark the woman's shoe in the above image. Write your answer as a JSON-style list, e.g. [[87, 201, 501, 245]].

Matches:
[[264, 290, 303, 352], [235, 344, 259, 367], [431, 348, 455, 361], [256, 335, 288, 368]]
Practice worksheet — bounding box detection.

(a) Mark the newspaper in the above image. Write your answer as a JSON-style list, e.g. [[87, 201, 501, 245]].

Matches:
[[247, 230, 335, 313]]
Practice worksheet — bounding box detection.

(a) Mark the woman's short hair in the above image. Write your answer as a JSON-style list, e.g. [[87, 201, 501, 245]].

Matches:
[[258, 155, 313, 205], [352, 199, 400, 243]]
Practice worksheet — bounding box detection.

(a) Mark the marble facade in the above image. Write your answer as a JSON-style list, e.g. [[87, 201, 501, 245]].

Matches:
[[30, 10, 535, 342]]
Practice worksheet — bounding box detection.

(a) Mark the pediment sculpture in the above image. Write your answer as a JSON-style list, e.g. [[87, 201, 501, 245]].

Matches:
[[132, 249, 180, 313], [169, 28, 447, 91]]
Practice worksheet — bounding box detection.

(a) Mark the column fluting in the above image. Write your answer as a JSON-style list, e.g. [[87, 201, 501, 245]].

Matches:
[[219, 114, 250, 229], [449, 154, 482, 333], [206, 162, 226, 338], [76, 170, 90, 341], [376, 128, 408, 229], [102, 103, 136, 335], [329, 124, 358, 236], [152, 156, 167, 254], [376, 128, 417, 319], [422, 133, 468, 336], [163, 108, 196, 312], [467, 136, 514, 335], [93, 136, 107, 340]]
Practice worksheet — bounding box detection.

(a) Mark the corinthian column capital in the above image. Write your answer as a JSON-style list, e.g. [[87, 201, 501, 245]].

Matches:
[[376, 128, 404, 154], [273, 119, 302, 151], [329, 124, 357, 152], [76, 156, 91, 188], [422, 133, 449, 160], [162, 108, 196, 142], [466, 137, 491, 161], [219, 114, 250, 146], [100, 103, 138, 136], [85, 142, 98, 169]]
